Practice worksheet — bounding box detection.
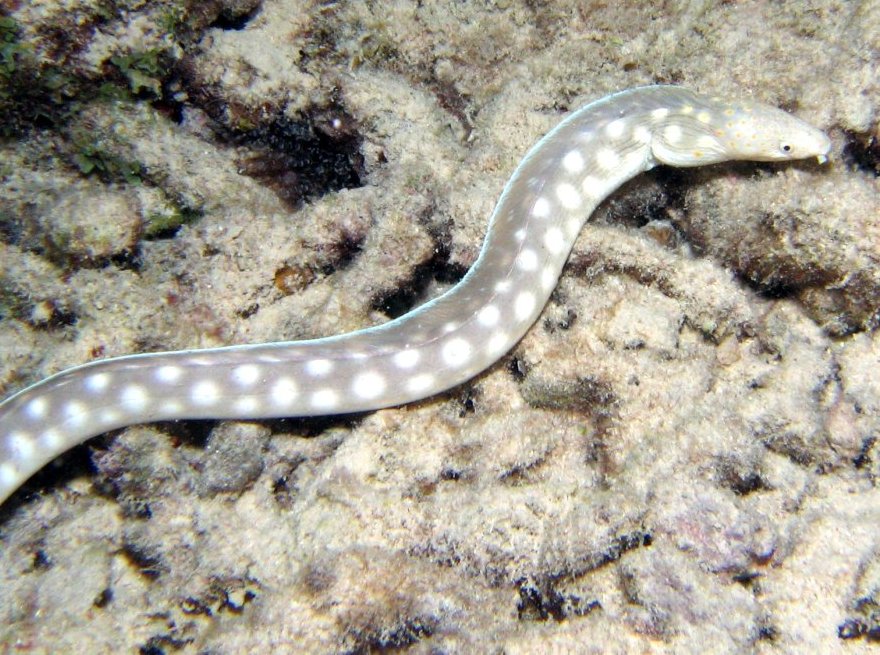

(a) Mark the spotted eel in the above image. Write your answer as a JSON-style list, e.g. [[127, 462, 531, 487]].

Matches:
[[0, 86, 831, 505]]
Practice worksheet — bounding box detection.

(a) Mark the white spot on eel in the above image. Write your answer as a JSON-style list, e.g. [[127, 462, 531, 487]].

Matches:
[[477, 305, 501, 327], [25, 397, 48, 420], [121, 385, 150, 412], [190, 381, 219, 406], [531, 197, 550, 217], [516, 248, 539, 271], [393, 349, 420, 369], [562, 150, 585, 173], [85, 373, 111, 393], [233, 364, 261, 387], [156, 365, 183, 383], [352, 371, 387, 400], [0, 86, 832, 505]]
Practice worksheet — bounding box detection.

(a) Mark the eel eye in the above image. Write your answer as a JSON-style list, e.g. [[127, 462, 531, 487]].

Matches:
[[781, 143, 792, 153]]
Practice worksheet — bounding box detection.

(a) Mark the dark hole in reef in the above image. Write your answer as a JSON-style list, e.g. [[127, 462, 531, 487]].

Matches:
[[728, 471, 771, 495], [180, 596, 213, 616], [516, 580, 566, 621], [144, 224, 183, 241], [93, 587, 114, 608], [842, 130, 880, 177], [732, 570, 761, 586], [32, 549, 51, 570], [109, 246, 144, 271], [24, 298, 78, 330], [508, 356, 528, 381], [716, 459, 772, 496], [234, 106, 366, 208], [0, 211, 27, 246], [598, 167, 684, 229], [757, 624, 779, 641], [853, 436, 875, 469], [457, 387, 477, 416], [316, 232, 366, 276], [516, 578, 602, 622], [370, 244, 469, 319], [138, 633, 193, 654], [745, 272, 799, 300], [218, 586, 257, 613], [208, 3, 262, 31], [542, 308, 578, 334], [154, 419, 218, 449], [516, 532, 650, 621], [152, 96, 185, 124], [838, 618, 868, 640], [263, 412, 370, 438], [121, 542, 164, 580], [236, 302, 260, 319]]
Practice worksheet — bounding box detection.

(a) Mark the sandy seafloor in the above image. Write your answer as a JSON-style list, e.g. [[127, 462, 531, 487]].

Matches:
[[0, 0, 878, 653]]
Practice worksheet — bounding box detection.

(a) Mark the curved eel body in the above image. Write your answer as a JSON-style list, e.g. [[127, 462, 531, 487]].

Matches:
[[0, 86, 831, 505]]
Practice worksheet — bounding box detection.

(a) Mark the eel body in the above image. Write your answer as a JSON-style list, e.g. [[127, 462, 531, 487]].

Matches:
[[0, 86, 831, 505]]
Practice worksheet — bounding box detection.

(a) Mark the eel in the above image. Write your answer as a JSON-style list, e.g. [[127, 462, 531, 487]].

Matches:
[[0, 85, 831, 505]]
